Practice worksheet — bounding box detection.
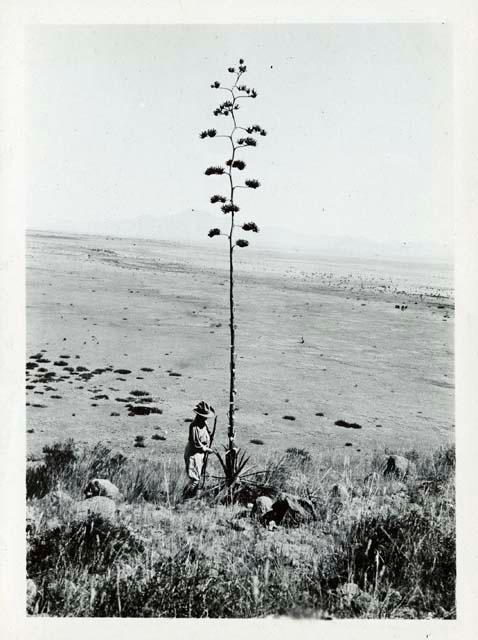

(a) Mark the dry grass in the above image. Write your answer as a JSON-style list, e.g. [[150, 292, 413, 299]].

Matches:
[[26, 440, 455, 618]]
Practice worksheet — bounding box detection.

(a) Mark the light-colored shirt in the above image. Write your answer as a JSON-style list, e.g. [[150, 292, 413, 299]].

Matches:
[[185, 419, 211, 456]]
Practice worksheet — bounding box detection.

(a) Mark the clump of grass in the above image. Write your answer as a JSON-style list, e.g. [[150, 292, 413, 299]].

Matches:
[[27, 516, 144, 614], [26, 439, 78, 498]]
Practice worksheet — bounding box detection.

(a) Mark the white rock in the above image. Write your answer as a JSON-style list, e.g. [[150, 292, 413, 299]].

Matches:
[[252, 495, 274, 517], [26, 579, 37, 611], [75, 496, 118, 522], [84, 478, 123, 501]]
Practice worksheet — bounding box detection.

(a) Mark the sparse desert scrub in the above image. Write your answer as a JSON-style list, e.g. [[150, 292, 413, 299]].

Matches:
[[26, 439, 455, 618]]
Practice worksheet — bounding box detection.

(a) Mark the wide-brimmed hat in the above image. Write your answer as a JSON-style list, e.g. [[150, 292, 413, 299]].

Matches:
[[193, 401, 215, 418]]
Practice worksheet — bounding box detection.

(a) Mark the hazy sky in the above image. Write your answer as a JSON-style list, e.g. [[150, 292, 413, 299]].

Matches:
[[26, 24, 452, 247]]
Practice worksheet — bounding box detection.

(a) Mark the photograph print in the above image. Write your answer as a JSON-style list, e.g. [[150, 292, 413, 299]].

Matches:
[[25, 24, 454, 618]]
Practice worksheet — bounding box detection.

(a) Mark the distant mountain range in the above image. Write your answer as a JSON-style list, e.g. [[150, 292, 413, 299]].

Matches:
[[32, 209, 453, 261]]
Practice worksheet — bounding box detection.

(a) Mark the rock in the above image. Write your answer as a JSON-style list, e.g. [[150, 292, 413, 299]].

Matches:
[[26, 578, 37, 611], [264, 492, 317, 526], [75, 496, 118, 522], [339, 582, 361, 598], [84, 478, 123, 501], [252, 495, 274, 517], [383, 455, 413, 479]]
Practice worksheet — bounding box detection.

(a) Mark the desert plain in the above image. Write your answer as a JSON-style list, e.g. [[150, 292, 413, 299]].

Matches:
[[26, 230, 454, 462]]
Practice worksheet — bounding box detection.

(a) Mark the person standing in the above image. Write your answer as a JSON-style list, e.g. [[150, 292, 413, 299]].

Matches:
[[183, 401, 214, 498]]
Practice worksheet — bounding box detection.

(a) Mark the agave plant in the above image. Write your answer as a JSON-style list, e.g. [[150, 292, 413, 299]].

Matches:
[[199, 58, 267, 488]]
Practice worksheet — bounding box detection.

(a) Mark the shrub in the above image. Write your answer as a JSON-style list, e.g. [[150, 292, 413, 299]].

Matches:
[[43, 439, 77, 472]]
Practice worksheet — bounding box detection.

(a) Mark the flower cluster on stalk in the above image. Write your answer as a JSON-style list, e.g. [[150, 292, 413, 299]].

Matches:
[[245, 179, 260, 189], [226, 159, 246, 170], [205, 166, 225, 176], [210, 194, 227, 204], [246, 124, 267, 136], [237, 137, 257, 147], [221, 203, 240, 214], [214, 101, 239, 117], [199, 129, 217, 139]]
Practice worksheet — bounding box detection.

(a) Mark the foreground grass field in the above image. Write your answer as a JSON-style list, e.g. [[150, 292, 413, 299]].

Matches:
[[26, 440, 455, 618]]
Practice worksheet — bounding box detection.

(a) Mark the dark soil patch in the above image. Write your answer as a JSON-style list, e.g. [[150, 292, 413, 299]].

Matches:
[[26, 385, 35, 390], [250, 439, 265, 445], [315, 412, 325, 417], [130, 390, 151, 397], [130, 396, 153, 403], [27, 429, 34, 433], [63, 367, 75, 373], [26, 363, 38, 370], [50, 395, 62, 399], [151, 434, 166, 441], [335, 419, 362, 429], [114, 369, 131, 375], [169, 372, 182, 377], [31, 404, 47, 408], [76, 366, 89, 372], [140, 367, 154, 372], [127, 405, 162, 416], [282, 415, 296, 421], [110, 412, 120, 417], [344, 442, 353, 446], [92, 394, 109, 400], [59, 355, 70, 358], [115, 397, 129, 403]]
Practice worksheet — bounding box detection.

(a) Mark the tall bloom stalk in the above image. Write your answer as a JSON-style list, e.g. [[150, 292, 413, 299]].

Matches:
[[200, 59, 266, 481]]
